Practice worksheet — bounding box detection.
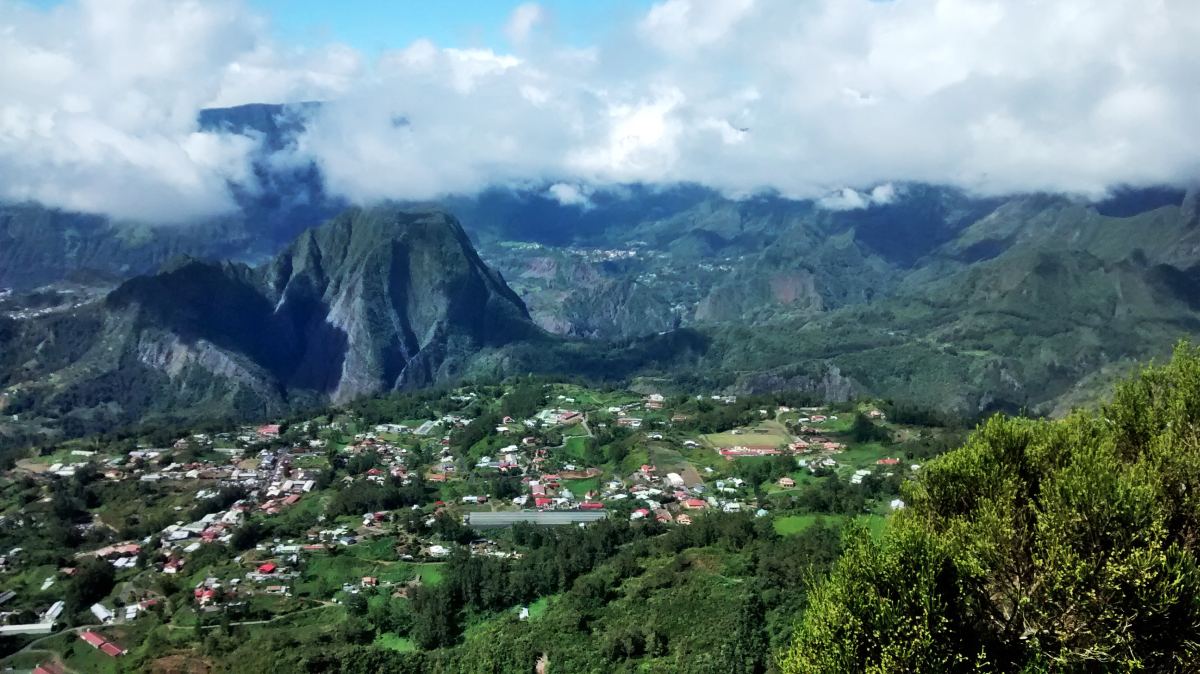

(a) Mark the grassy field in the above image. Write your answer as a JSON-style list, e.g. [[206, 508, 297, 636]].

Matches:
[[562, 476, 600, 495], [563, 435, 590, 461], [830, 442, 897, 477], [375, 633, 416, 652], [703, 421, 791, 450], [527, 595, 551, 618], [773, 513, 888, 537], [562, 424, 589, 437]]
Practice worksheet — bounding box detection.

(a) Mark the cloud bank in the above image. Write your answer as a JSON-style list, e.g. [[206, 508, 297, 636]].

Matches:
[[1, 0, 1198, 221]]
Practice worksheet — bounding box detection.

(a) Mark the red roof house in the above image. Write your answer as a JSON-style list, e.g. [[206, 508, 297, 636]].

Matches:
[[579, 501, 604, 510], [876, 457, 901, 466], [80, 631, 107, 648], [100, 642, 127, 657], [257, 562, 277, 574], [534, 497, 553, 508], [683, 498, 707, 510]]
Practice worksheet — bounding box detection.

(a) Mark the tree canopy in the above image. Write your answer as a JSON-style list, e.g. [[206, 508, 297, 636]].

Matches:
[[783, 343, 1200, 672]]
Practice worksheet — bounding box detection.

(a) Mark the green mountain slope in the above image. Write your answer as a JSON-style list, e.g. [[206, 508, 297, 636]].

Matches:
[[694, 197, 1200, 414], [0, 207, 542, 431], [784, 344, 1200, 672]]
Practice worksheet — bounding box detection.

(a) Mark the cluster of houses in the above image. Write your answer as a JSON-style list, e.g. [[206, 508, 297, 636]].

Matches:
[[78, 629, 127, 658]]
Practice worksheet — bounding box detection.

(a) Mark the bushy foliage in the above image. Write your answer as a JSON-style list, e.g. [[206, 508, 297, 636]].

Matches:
[[783, 343, 1200, 672]]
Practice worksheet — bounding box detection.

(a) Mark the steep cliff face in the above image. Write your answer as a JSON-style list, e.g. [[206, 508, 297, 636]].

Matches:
[[1, 205, 540, 426], [261, 207, 535, 401]]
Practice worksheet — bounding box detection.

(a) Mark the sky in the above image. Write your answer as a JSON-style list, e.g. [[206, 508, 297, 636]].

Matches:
[[248, 0, 652, 54], [1, 0, 1198, 222]]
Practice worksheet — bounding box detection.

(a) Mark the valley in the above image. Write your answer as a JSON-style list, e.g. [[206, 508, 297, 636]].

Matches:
[[0, 378, 961, 673]]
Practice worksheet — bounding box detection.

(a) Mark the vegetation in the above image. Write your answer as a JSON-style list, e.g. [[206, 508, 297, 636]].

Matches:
[[783, 343, 1200, 672]]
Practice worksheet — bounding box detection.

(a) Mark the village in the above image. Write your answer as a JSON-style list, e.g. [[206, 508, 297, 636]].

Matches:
[[0, 380, 940, 672]]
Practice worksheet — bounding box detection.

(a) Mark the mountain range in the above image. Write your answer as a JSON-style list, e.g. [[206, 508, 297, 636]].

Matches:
[[2, 102, 1200, 438]]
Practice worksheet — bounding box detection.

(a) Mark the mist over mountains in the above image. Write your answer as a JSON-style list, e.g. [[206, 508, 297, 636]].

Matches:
[[2, 100, 1200, 441]]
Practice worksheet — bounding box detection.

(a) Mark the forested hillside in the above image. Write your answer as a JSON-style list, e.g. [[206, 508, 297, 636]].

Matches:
[[784, 343, 1200, 672]]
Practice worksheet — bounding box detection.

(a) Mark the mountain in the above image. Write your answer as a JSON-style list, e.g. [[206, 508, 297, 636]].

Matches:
[[0, 103, 340, 291], [0, 206, 545, 433], [691, 190, 1200, 414]]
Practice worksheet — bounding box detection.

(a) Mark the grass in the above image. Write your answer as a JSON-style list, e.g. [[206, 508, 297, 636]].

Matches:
[[375, 633, 416, 652], [563, 436, 590, 462], [526, 595, 551, 618], [704, 430, 789, 449], [562, 476, 600, 495], [618, 448, 651, 476], [413, 563, 444, 585], [830, 442, 897, 477], [562, 424, 589, 437], [773, 513, 888, 538]]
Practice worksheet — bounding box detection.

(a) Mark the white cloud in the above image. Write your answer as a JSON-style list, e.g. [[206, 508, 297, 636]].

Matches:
[[2, 0, 1199, 221], [505, 3, 544, 46], [639, 0, 756, 55], [295, 0, 1200, 206], [0, 0, 267, 222], [817, 183, 899, 211], [546, 182, 592, 207]]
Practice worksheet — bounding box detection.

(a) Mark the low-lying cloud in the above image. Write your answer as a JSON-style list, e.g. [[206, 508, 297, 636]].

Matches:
[[1, 0, 1198, 222]]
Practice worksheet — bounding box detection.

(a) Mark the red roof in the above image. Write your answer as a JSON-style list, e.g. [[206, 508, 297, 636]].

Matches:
[[579, 501, 604, 510], [534, 497, 553, 507], [80, 631, 107, 648], [684, 498, 707, 509], [258, 424, 281, 436], [876, 457, 901, 465], [100, 642, 126, 657], [35, 663, 66, 674], [257, 562, 277, 573]]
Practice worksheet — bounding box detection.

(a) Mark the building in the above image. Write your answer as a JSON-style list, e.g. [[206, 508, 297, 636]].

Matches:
[[80, 631, 107, 649], [90, 603, 114, 624], [467, 511, 609, 528]]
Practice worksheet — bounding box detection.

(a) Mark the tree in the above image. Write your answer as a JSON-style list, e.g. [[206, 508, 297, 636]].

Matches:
[[345, 592, 368, 616], [65, 557, 115, 618], [783, 344, 1200, 672], [849, 412, 889, 443], [410, 585, 462, 650], [727, 592, 768, 674]]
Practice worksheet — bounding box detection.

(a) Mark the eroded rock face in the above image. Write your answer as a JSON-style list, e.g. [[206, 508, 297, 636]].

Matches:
[[1, 205, 540, 423], [731, 363, 858, 401], [1183, 186, 1199, 228]]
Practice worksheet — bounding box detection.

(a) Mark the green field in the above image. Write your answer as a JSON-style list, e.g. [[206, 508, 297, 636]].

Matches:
[[703, 421, 791, 450], [526, 595, 551, 618], [704, 432, 787, 448], [375, 633, 416, 652], [563, 435, 590, 461], [773, 513, 887, 537], [562, 476, 600, 495], [830, 442, 897, 477], [294, 555, 445, 597]]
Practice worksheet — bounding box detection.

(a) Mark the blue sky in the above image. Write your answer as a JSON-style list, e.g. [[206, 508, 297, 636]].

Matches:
[[27, 0, 651, 52], [255, 0, 651, 52]]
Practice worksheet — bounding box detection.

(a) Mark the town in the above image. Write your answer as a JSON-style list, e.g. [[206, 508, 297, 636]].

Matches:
[[0, 380, 958, 672]]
